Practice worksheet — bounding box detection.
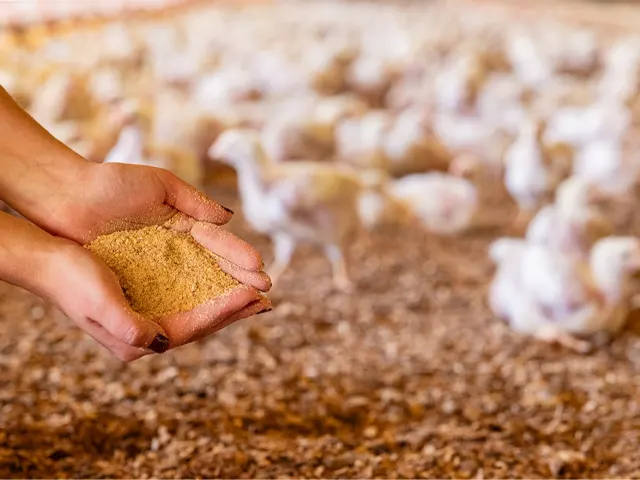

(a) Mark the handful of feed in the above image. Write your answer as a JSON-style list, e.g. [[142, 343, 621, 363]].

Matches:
[[85, 225, 239, 319]]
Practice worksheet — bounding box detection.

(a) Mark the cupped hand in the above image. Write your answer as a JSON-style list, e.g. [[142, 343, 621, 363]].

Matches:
[[45, 239, 271, 362], [41, 161, 273, 359], [49, 161, 271, 293]]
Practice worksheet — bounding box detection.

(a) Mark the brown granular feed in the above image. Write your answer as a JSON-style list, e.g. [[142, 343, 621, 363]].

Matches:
[[85, 226, 239, 319]]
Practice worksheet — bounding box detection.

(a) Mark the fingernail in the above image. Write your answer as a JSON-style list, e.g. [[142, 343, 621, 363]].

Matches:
[[221, 206, 234, 214], [256, 308, 272, 315], [148, 334, 170, 354]]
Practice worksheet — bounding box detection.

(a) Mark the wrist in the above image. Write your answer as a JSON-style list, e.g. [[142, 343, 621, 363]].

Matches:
[[0, 149, 89, 234]]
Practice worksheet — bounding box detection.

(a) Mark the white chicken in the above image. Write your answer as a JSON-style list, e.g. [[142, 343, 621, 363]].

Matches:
[[489, 236, 640, 352], [104, 117, 201, 187], [504, 118, 570, 226], [526, 176, 613, 258], [336, 108, 451, 177], [386, 169, 479, 236], [544, 99, 631, 149], [573, 134, 640, 198], [433, 48, 486, 114], [261, 94, 367, 163], [210, 129, 388, 292]]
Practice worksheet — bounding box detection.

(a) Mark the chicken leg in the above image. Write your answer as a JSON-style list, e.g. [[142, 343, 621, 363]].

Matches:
[[268, 233, 297, 288], [535, 325, 592, 354], [325, 244, 354, 293]]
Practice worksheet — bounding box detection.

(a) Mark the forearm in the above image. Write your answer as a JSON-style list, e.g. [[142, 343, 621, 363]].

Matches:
[[0, 211, 61, 300], [0, 87, 88, 230]]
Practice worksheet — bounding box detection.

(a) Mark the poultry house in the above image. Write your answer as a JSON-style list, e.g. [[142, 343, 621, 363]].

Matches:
[[7, 1, 640, 477]]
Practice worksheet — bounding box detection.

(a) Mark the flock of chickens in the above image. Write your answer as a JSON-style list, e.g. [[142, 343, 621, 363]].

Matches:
[[3, 1, 640, 351]]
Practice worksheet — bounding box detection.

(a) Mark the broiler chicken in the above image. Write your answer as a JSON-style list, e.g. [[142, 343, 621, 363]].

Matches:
[[210, 128, 387, 292], [336, 108, 451, 177], [489, 236, 640, 352], [504, 118, 571, 227], [385, 169, 479, 236], [347, 55, 398, 107], [434, 46, 488, 114], [262, 94, 367, 163], [526, 176, 613, 258], [104, 116, 202, 187], [28, 71, 96, 123]]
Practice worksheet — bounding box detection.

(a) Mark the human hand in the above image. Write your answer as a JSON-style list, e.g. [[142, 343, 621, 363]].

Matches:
[[50, 240, 271, 361], [44, 161, 270, 291], [0, 212, 270, 361]]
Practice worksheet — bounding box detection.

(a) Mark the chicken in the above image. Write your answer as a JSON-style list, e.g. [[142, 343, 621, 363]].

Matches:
[[434, 47, 488, 114], [432, 112, 512, 178], [335, 110, 394, 171], [192, 66, 263, 108], [104, 117, 202, 187], [489, 236, 640, 352], [598, 35, 640, 104], [544, 99, 631, 149], [382, 108, 452, 176], [573, 135, 639, 198], [28, 71, 96, 123], [504, 118, 571, 227], [336, 109, 451, 177], [385, 169, 479, 236], [261, 94, 367, 163], [347, 55, 398, 107], [210, 129, 394, 292], [488, 237, 528, 321], [526, 176, 613, 258]]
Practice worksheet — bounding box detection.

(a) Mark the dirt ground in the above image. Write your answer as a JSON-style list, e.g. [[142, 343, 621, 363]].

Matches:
[[2, 176, 640, 479]]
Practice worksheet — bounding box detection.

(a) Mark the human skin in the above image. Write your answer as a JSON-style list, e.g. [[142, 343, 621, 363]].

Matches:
[[0, 87, 272, 361]]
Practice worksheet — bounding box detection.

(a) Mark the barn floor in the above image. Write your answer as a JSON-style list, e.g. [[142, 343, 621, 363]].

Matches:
[[2, 178, 640, 479]]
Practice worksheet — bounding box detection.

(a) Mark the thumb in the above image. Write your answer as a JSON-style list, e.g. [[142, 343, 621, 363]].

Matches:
[[154, 168, 235, 226], [98, 296, 170, 354]]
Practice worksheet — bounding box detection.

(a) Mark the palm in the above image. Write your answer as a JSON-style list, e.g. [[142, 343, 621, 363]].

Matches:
[[56, 163, 201, 243]]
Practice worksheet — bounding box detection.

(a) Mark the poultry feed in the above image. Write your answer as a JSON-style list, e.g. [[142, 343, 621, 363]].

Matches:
[[489, 236, 640, 352], [210, 128, 395, 292]]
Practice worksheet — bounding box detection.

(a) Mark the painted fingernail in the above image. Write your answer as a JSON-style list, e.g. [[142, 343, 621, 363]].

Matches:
[[148, 334, 170, 354], [256, 308, 272, 315], [221, 206, 234, 214]]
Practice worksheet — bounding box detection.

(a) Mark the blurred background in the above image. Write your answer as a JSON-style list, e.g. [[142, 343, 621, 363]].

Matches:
[[3, 0, 640, 478]]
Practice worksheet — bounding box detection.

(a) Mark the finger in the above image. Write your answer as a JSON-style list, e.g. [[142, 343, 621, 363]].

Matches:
[[191, 221, 264, 271], [215, 255, 272, 292], [97, 283, 170, 352], [78, 316, 153, 362], [206, 295, 272, 336], [156, 284, 261, 348], [154, 168, 234, 225]]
